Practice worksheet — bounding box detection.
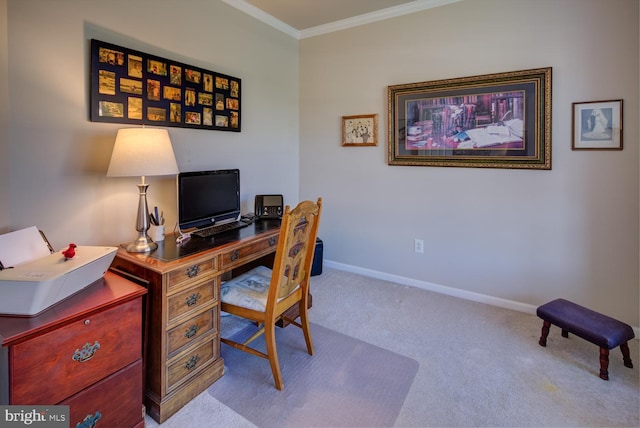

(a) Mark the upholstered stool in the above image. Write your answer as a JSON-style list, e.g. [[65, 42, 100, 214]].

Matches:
[[537, 298, 635, 380]]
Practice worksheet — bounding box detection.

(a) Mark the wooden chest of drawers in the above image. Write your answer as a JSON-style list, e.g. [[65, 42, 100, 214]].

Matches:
[[0, 272, 146, 428], [111, 221, 280, 423], [112, 252, 224, 423]]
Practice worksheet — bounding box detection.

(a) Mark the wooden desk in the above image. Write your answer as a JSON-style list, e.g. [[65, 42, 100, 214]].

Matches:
[[110, 220, 281, 423], [0, 272, 147, 428]]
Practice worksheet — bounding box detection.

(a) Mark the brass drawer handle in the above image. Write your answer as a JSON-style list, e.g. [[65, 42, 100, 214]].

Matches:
[[184, 354, 200, 370], [186, 264, 201, 278], [76, 411, 102, 428], [229, 250, 240, 261], [72, 341, 101, 363], [185, 292, 202, 307], [269, 236, 277, 246], [184, 324, 200, 339]]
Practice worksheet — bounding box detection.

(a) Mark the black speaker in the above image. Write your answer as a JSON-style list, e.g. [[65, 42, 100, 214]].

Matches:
[[255, 194, 283, 219]]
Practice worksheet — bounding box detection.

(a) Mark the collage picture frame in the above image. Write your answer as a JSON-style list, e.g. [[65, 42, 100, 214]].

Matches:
[[90, 39, 241, 132]]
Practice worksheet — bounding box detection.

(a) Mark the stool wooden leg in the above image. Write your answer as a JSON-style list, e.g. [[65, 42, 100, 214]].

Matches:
[[599, 347, 609, 380], [539, 320, 551, 346], [620, 342, 633, 368]]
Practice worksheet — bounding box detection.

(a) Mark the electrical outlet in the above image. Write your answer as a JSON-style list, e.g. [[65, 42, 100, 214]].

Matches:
[[414, 239, 424, 254]]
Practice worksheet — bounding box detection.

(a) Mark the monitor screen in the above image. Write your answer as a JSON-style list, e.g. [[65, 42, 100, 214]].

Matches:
[[177, 169, 241, 231]]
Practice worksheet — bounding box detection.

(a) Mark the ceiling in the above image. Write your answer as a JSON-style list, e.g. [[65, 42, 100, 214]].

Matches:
[[243, 0, 415, 30], [221, 0, 461, 38]]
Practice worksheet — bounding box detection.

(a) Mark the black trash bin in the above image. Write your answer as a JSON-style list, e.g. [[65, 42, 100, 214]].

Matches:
[[311, 238, 323, 276]]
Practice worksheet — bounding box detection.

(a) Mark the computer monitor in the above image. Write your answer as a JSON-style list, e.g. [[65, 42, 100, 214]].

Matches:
[[177, 169, 241, 231]]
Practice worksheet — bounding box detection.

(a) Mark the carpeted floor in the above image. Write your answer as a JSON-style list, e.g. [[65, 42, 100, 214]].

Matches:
[[209, 321, 419, 427], [145, 267, 640, 427]]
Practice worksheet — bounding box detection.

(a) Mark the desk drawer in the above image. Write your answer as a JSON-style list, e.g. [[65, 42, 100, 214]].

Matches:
[[10, 298, 142, 405], [167, 279, 217, 324], [167, 259, 217, 293], [63, 359, 143, 428], [219, 233, 278, 270], [167, 308, 217, 357], [167, 338, 217, 391]]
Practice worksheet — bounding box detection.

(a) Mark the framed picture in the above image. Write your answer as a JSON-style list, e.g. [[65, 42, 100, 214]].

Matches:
[[342, 114, 378, 146], [572, 99, 622, 150], [90, 39, 241, 132], [388, 67, 552, 169]]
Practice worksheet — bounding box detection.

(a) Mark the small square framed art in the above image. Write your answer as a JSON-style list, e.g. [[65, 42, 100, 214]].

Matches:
[[572, 99, 622, 150], [342, 114, 378, 146]]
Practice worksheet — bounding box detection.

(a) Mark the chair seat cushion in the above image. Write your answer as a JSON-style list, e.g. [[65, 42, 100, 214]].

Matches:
[[221, 265, 273, 311]]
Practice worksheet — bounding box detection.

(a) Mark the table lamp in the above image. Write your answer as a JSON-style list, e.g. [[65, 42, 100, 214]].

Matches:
[[107, 128, 179, 253]]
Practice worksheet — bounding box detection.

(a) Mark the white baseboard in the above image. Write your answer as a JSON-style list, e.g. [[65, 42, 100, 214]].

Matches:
[[324, 260, 640, 339]]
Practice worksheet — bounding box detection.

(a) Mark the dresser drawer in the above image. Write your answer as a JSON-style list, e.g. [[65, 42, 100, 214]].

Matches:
[[167, 308, 217, 357], [10, 298, 142, 405], [167, 278, 217, 324], [219, 233, 278, 270], [63, 359, 143, 428], [167, 259, 217, 293], [167, 338, 218, 391]]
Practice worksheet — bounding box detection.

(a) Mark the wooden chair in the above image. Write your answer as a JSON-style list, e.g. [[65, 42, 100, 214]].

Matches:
[[220, 198, 322, 390]]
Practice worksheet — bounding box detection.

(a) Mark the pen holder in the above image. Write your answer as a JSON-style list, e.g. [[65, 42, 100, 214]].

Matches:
[[149, 224, 165, 242]]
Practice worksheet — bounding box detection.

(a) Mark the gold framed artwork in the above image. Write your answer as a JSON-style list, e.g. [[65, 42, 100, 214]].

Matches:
[[91, 39, 241, 132], [342, 114, 378, 146], [572, 99, 622, 150], [388, 67, 552, 169]]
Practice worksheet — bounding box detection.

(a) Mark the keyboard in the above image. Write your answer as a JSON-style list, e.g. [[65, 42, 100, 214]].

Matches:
[[191, 220, 249, 238]]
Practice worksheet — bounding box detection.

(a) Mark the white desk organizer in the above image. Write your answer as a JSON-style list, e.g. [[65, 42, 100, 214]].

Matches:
[[0, 226, 117, 316]]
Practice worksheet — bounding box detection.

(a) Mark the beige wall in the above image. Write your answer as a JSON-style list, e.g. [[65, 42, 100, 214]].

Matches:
[[0, 0, 9, 233], [299, 0, 639, 326], [3, 0, 299, 248], [2, 0, 638, 327]]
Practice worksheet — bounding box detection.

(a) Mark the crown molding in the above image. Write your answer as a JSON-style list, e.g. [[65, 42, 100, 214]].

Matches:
[[221, 0, 300, 38], [222, 0, 462, 40]]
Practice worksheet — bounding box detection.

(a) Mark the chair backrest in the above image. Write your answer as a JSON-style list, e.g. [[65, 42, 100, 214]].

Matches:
[[267, 198, 322, 305]]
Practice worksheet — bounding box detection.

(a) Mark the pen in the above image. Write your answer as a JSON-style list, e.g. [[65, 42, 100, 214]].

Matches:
[[160, 211, 164, 225], [154, 206, 160, 224], [149, 213, 158, 225]]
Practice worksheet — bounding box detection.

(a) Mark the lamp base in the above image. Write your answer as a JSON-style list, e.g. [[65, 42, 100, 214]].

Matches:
[[124, 233, 158, 253], [123, 181, 157, 253]]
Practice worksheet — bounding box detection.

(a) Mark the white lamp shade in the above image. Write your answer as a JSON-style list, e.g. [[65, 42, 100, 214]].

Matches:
[[107, 128, 179, 177]]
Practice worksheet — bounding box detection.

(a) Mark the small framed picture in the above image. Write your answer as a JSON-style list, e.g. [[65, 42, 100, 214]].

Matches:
[[342, 114, 378, 146], [572, 99, 623, 150]]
